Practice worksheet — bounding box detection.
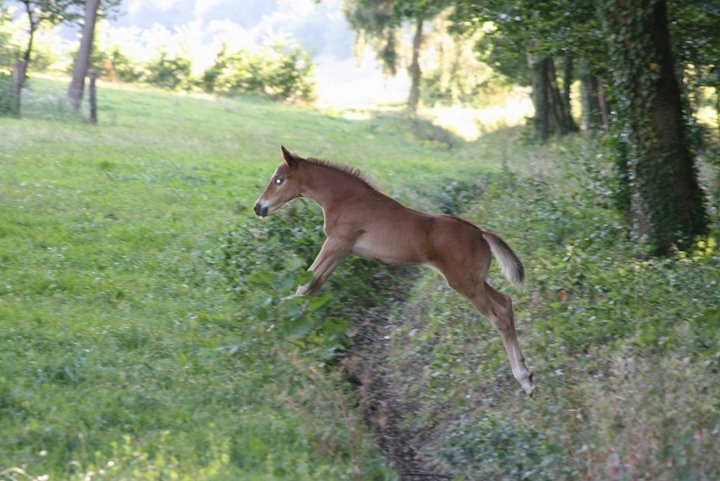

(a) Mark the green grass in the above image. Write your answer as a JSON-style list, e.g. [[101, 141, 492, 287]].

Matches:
[[2, 78, 718, 481], [377, 142, 720, 480], [0, 78, 520, 480]]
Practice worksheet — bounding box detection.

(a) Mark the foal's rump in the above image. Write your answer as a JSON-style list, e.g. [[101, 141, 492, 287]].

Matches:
[[422, 214, 524, 289]]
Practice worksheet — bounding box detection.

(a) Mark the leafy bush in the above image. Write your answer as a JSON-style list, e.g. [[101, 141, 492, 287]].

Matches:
[[0, 73, 18, 116], [143, 53, 193, 91], [86, 47, 145, 83], [371, 138, 720, 480], [201, 43, 316, 102], [219, 201, 420, 479], [220, 201, 415, 354], [0, 10, 20, 116]]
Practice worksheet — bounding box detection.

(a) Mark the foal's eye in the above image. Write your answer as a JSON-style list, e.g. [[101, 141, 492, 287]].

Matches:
[[274, 177, 284, 185]]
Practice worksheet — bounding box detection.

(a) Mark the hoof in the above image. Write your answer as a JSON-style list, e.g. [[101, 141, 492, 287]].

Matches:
[[519, 371, 534, 397], [525, 384, 536, 398]]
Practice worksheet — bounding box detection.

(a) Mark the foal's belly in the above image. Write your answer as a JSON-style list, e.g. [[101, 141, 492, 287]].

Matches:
[[352, 231, 426, 265]]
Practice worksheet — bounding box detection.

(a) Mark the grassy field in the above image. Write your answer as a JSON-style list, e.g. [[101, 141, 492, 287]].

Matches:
[[2, 78, 718, 481], [0, 78, 518, 480]]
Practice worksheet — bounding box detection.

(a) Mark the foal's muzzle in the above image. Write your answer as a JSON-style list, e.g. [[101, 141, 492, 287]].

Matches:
[[254, 202, 269, 217]]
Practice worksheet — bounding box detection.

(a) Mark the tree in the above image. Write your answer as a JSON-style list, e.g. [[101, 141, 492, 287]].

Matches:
[[11, 0, 79, 113], [601, 0, 707, 254], [9, 0, 120, 114], [452, 0, 581, 140], [66, 0, 99, 110], [15, 0, 80, 84], [344, 0, 450, 114]]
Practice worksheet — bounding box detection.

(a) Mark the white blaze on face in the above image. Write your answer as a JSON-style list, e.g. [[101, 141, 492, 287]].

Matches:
[[254, 168, 285, 217]]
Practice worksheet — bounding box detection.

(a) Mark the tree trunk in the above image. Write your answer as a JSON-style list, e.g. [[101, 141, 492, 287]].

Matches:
[[560, 53, 578, 132], [545, 57, 565, 133], [20, 2, 37, 92], [67, 0, 100, 111], [88, 71, 98, 123], [598, 77, 609, 128], [531, 56, 550, 141], [579, 59, 605, 132], [407, 18, 423, 115], [530, 55, 577, 141], [11, 60, 27, 115], [603, 0, 707, 254]]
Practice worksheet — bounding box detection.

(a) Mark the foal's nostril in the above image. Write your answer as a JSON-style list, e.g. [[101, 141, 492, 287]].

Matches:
[[254, 203, 268, 217]]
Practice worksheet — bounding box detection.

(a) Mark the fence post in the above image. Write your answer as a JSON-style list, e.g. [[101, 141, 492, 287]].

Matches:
[[12, 59, 26, 115], [89, 71, 97, 124]]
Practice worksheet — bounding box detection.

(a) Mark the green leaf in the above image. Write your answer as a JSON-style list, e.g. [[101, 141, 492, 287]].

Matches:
[[285, 315, 320, 339], [319, 318, 349, 338], [307, 292, 331, 311]]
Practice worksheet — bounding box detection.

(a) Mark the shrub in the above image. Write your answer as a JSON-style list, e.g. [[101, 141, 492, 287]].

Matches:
[[0, 72, 18, 116], [83, 47, 144, 83], [202, 42, 316, 102], [219, 201, 414, 353], [143, 53, 193, 91], [369, 137, 720, 480]]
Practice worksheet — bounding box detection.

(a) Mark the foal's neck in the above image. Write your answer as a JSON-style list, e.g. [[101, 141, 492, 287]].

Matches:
[[300, 162, 372, 206]]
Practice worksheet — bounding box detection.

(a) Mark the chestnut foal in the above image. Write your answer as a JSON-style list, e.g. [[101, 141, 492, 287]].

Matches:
[[254, 146, 533, 394]]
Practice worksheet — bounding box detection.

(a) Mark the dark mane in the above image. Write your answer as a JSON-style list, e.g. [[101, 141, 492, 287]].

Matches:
[[303, 156, 377, 189]]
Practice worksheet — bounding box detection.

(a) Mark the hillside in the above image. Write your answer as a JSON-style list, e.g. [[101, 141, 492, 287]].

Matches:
[[0, 78, 507, 480], [1, 79, 718, 481]]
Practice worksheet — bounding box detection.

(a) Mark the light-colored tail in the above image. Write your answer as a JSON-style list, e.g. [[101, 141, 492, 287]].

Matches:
[[482, 231, 525, 289]]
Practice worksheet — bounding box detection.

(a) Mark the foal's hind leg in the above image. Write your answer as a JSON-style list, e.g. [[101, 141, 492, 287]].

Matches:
[[451, 279, 534, 394], [484, 283, 533, 394]]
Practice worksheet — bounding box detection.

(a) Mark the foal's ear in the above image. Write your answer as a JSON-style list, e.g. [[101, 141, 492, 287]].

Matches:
[[280, 145, 299, 168]]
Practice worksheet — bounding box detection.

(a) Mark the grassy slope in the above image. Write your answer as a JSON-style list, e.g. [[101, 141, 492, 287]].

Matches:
[[2, 79, 718, 481], [0, 79, 517, 480]]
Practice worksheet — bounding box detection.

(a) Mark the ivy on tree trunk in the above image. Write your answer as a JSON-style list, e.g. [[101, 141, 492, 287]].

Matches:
[[602, 0, 707, 255]]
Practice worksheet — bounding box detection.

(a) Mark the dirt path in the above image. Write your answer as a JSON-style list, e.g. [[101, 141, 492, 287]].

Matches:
[[343, 315, 453, 481]]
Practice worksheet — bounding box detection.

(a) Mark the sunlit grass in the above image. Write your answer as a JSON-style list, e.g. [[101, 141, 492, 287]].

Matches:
[[425, 88, 533, 141], [1, 76, 538, 480]]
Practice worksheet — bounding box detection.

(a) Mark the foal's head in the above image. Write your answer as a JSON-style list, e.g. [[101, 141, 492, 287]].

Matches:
[[254, 146, 303, 218]]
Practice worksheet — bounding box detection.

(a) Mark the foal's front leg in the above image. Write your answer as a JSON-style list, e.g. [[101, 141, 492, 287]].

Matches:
[[295, 236, 352, 296]]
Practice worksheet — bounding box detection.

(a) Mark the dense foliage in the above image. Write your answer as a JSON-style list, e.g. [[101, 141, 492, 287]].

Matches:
[[219, 132, 719, 479], [0, 73, 15, 114], [378, 140, 719, 479], [599, 0, 708, 254], [200, 43, 316, 102], [92, 42, 316, 102]]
